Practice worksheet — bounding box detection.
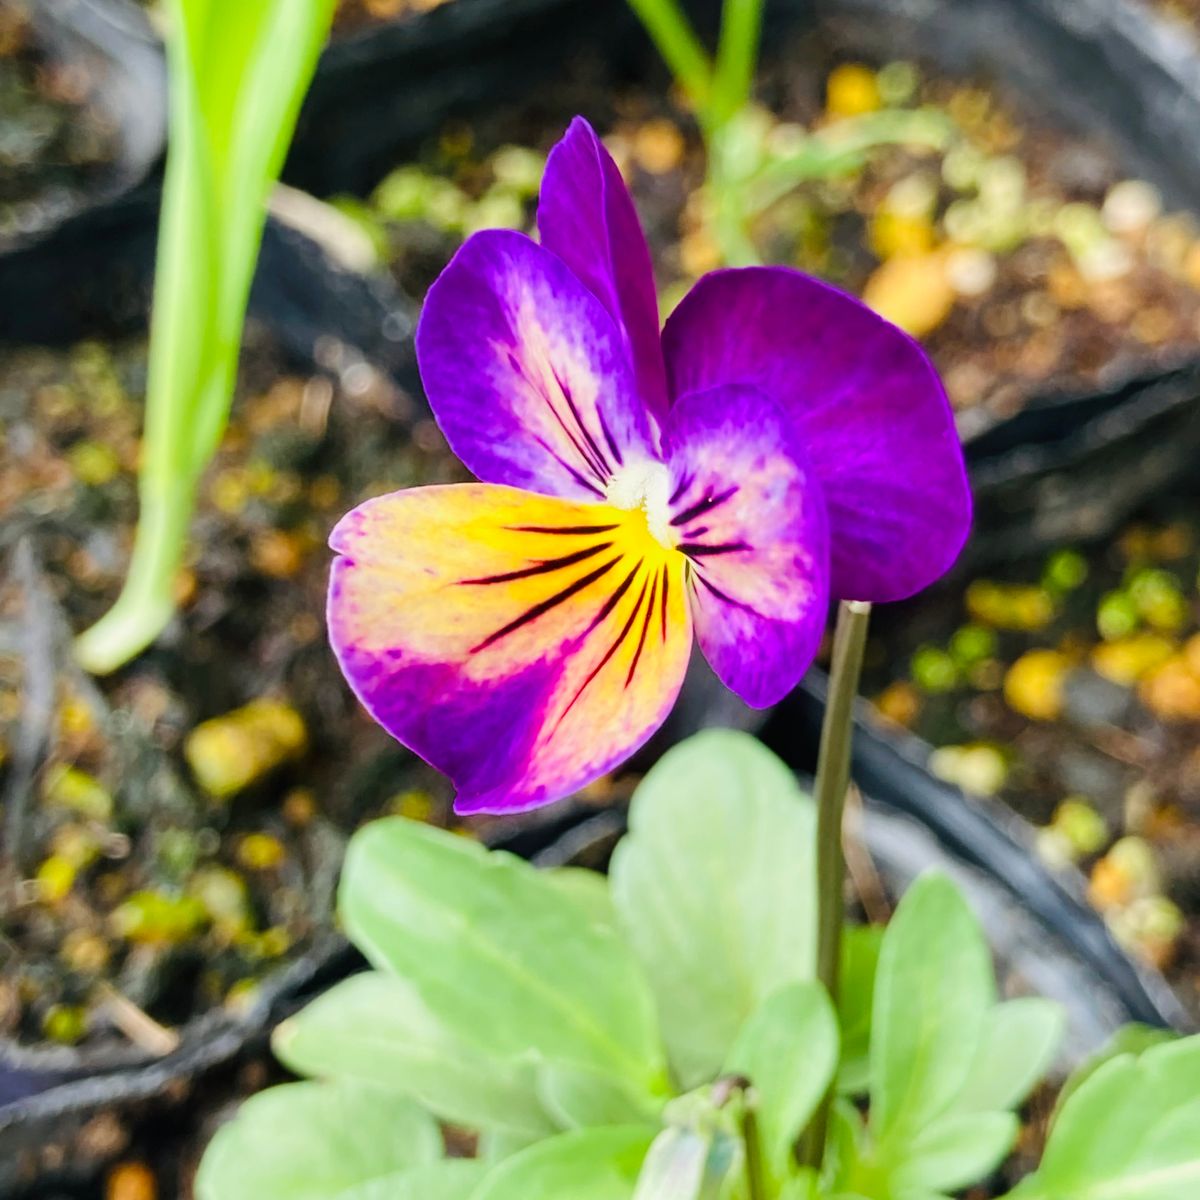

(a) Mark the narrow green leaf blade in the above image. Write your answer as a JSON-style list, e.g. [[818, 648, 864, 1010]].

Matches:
[[870, 872, 994, 1143], [724, 982, 839, 1177], [610, 731, 817, 1088], [472, 1127, 656, 1200], [272, 972, 553, 1137], [340, 820, 665, 1093], [195, 1079, 439, 1200]]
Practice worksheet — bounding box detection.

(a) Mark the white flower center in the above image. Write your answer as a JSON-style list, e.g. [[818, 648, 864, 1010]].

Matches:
[[605, 460, 674, 547]]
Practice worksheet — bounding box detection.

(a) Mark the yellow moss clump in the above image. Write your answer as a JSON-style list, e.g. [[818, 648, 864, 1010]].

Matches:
[[966, 581, 1056, 631], [1004, 650, 1071, 720], [106, 1161, 157, 1200], [862, 252, 956, 338], [42, 765, 113, 821], [1091, 633, 1175, 686], [1139, 656, 1200, 720], [184, 699, 308, 798], [825, 63, 881, 118], [875, 680, 921, 727]]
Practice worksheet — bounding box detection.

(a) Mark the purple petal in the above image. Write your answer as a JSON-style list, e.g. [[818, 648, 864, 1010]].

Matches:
[[662, 385, 829, 708], [538, 117, 668, 421], [416, 230, 658, 502], [327, 484, 693, 813], [662, 267, 971, 603]]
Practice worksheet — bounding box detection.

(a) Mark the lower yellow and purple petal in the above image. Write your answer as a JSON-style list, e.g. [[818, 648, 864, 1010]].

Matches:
[[662, 385, 829, 709], [416, 230, 658, 503], [662, 267, 970, 604], [327, 484, 692, 813]]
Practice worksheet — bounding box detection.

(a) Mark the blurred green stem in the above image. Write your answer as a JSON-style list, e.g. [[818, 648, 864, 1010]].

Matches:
[[711, 0, 763, 126], [74, 0, 335, 674], [741, 1095, 767, 1200], [73, 478, 195, 672], [626, 0, 713, 112], [799, 599, 871, 1171]]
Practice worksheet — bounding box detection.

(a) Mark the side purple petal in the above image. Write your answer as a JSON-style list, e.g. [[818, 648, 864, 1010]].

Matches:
[[538, 116, 669, 422], [416, 229, 658, 501], [662, 267, 971, 603], [662, 385, 830, 708]]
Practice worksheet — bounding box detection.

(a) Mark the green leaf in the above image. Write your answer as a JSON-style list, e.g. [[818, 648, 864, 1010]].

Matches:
[[779, 1173, 821, 1200], [838, 925, 883, 1094], [340, 819, 665, 1095], [632, 1125, 739, 1200], [472, 1126, 656, 1200], [195, 1079, 439, 1200], [537, 1062, 664, 1130], [610, 731, 816, 1088], [545, 866, 616, 929], [1053, 1024, 1176, 1115], [890, 1111, 1018, 1193], [272, 972, 553, 1137], [387, 1162, 489, 1200], [957, 998, 1064, 1114], [478, 1131, 539, 1163], [1007, 1037, 1200, 1200], [724, 982, 839, 1178], [869, 872, 994, 1145]]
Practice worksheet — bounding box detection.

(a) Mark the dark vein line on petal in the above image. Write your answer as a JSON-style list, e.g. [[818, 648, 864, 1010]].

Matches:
[[660, 565, 670, 641], [461, 542, 611, 585], [668, 471, 694, 505], [510, 523, 620, 535], [692, 570, 764, 618], [555, 371, 612, 477], [581, 560, 642, 638], [556, 568, 649, 724], [533, 435, 606, 497], [671, 485, 738, 527], [596, 406, 624, 468], [543, 383, 609, 483], [626, 570, 658, 686], [471, 556, 620, 652], [679, 541, 750, 559]]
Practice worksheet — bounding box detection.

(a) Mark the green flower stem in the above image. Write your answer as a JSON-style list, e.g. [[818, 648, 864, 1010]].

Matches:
[[800, 599, 872, 1170], [741, 1091, 767, 1200]]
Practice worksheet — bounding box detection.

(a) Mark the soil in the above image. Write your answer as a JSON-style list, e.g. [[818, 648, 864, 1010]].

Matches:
[[0, 328, 475, 1059], [1154, 0, 1200, 26], [863, 492, 1200, 1021], [331, 0, 456, 36], [0, 1, 127, 246]]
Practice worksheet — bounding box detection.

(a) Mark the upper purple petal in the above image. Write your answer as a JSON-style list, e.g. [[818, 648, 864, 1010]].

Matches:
[[416, 229, 658, 500], [538, 117, 668, 422], [662, 384, 830, 708], [662, 267, 971, 603]]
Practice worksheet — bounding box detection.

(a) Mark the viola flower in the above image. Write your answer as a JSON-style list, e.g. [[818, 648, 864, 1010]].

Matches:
[[328, 117, 970, 814]]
